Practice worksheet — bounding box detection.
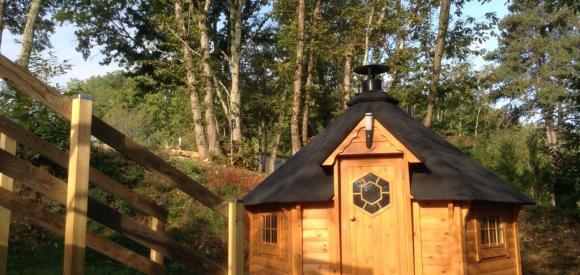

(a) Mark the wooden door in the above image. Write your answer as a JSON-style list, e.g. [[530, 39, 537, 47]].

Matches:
[[339, 157, 408, 275]]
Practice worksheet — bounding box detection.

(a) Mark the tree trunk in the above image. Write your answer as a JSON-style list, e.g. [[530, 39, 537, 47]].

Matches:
[[290, 0, 306, 155], [197, 0, 221, 156], [363, 5, 386, 65], [228, 0, 242, 146], [388, 35, 404, 90], [174, 1, 209, 160], [362, 7, 375, 65], [544, 109, 559, 151], [18, 0, 41, 68], [341, 46, 354, 108], [0, 0, 6, 49], [301, 0, 321, 145], [423, 0, 451, 127]]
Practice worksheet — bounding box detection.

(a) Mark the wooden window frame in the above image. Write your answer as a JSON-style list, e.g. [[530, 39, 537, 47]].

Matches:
[[257, 212, 280, 256], [474, 210, 509, 261]]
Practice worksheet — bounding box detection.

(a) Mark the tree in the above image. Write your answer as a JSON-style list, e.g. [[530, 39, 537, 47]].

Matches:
[[174, 0, 209, 159], [18, 0, 42, 68], [0, 0, 5, 48], [423, 0, 451, 127], [486, 0, 578, 208], [227, 0, 243, 147], [301, 0, 322, 145], [193, 0, 221, 157], [290, 0, 306, 155]]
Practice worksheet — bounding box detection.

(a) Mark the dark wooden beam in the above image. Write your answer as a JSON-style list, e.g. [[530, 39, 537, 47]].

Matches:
[[0, 54, 227, 216]]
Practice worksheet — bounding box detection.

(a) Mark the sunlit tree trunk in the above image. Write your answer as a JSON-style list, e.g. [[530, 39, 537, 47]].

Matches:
[[301, 0, 321, 145], [290, 0, 305, 155], [341, 46, 354, 108], [174, 1, 208, 160], [363, 5, 386, 65], [424, 0, 451, 127], [228, 0, 242, 147], [18, 0, 41, 68], [197, 0, 221, 156]]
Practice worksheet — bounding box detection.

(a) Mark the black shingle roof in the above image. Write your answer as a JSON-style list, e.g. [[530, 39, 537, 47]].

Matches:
[[243, 92, 534, 206]]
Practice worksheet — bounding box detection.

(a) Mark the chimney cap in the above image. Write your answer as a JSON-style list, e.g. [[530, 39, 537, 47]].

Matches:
[[354, 64, 389, 76]]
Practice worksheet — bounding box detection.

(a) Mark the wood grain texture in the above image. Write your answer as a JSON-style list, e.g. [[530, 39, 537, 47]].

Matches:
[[248, 207, 292, 275], [0, 149, 226, 274], [339, 157, 410, 274], [322, 119, 419, 166], [227, 201, 244, 275], [290, 205, 303, 275], [64, 96, 92, 275], [0, 54, 225, 217], [0, 188, 162, 274], [0, 114, 167, 221], [0, 133, 16, 275], [465, 203, 518, 274], [149, 217, 165, 275], [302, 203, 335, 275]]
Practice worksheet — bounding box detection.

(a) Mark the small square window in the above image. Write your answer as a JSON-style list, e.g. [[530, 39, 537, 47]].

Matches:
[[261, 214, 278, 244], [478, 214, 504, 247]]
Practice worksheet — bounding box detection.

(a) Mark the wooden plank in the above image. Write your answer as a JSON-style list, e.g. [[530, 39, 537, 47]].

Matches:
[[64, 95, 92, 275], [0, 54, 226, 216], [0, 133, 16, 275], [0, 188, 162, 274], [149, 217, 164, 275], [227, 201, 244, 275], [0, 149, 226, 274], [290, 205, 302, 275], [412, 201, 423, 275], [0, 114, 167, 221], [512, 206, 522, 275]]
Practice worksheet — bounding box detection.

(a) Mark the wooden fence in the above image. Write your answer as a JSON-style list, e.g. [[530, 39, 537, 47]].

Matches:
[[0, 54, 244, 275]]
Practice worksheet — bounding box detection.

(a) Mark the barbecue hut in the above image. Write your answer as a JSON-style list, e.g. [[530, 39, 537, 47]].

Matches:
[[243, 65, 533, 275]]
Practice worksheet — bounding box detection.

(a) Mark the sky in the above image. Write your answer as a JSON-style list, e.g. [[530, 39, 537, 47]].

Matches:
[[0, 1, 509, 87]]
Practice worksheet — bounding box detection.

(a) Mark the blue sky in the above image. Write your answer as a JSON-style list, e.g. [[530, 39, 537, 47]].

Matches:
[[0, 1, 509, 87]]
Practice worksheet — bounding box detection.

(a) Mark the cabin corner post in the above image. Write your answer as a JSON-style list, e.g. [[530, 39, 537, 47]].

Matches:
[[227, 200, 244, 275], [64, 95, 92, 275], [0, 133, 16, 275], [149, 215, 165, 274]]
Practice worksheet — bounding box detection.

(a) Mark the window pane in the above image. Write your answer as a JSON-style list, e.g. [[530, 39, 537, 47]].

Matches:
[[272, 230, 277, 244], [272, 215, 277, 229], [481, 226, 488, 244]]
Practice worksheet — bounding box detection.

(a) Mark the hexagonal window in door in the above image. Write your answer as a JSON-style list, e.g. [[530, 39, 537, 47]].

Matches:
[[352, 173, 390, 214]]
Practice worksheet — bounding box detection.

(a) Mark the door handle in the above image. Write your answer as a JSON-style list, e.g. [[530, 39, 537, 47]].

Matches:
[[350, 216, 356, 222]]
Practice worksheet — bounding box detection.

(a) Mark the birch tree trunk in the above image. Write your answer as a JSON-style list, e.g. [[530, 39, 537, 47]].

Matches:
[[18, 0, 41, 68], [301, 0, 321, 145], [174, 1, 209, 160], [197, 0, 221, 156], [363, 5, 386, 65], [423, 0, 451, 127], [341, 46, 354, 108], [0, 0, 6, 49], [228, 0, 242, 146], [290, 0, 306, 155]]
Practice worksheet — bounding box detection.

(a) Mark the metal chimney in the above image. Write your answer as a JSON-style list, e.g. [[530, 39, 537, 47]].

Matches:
[[353, 64, 389, 93]]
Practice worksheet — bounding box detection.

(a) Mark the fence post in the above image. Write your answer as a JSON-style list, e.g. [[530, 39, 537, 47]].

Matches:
[[64, 95, 92, 275], [228, 200, 244, 275], [149, 216, 164, 275], [0, 133, 16, 275]]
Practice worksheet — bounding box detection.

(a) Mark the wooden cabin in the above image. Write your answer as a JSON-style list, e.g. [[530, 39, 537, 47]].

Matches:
[[243, 65, 533, 275]]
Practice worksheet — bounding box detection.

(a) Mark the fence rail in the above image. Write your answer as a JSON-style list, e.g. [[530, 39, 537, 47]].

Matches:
[[0, 54, 243, 274]]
